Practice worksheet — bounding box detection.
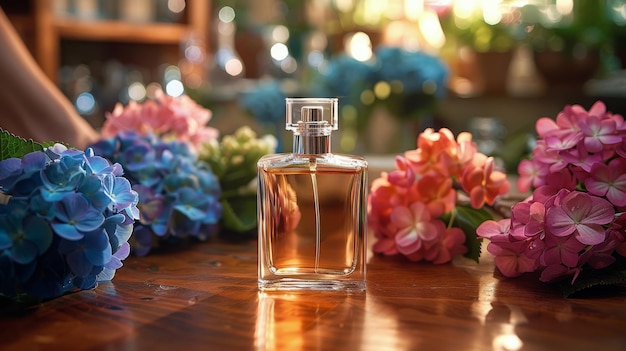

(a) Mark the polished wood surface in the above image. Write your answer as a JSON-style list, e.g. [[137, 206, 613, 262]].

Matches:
[[1, 234, 625, 351]]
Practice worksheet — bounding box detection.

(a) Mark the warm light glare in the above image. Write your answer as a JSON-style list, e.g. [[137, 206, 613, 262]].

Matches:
[[270, 43, 290, 61], [453, 0, 479, 20], [405, 0, 424, 21], [225, 58, 244, 76], [482, 0, 503, 25], [167, 0, 185, 13], [128, 82, 147, 101], [556, 0, 574, 15], [335, 0, 355, 12], [374, 81, 391, 99], [493, 333, 523, 351], [165, 80, 184, 97], [218, 6, 236, 23], [272, 25, 290, 43], [419, 8, 446, 49], [346, 32, 373, 62]]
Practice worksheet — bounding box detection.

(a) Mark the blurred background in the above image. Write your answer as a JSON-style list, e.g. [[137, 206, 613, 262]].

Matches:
[[2, 0, 626, 170]]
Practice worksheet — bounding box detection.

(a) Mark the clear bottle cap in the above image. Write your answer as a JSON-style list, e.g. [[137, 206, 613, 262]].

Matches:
[[286, 98, 338, 135]]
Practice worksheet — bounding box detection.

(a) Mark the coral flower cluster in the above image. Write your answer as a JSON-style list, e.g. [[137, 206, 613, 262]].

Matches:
[[477, 101, 626, 284], [101, 89, 218, 152], [368, 128, 510, 263]]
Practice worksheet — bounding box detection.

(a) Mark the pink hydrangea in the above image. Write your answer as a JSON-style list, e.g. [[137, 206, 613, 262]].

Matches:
[[101, 89, 218, 152], [477, 101, 626, 285], [369, 128, 509, 264]]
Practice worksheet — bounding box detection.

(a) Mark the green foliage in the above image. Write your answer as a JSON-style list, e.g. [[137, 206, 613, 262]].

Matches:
[[199, 126, 276, 234], [0, 128, 57, 161], [220, 195, 257, 234], [559, 255, 626, 298], [442, 205, 493, 263]]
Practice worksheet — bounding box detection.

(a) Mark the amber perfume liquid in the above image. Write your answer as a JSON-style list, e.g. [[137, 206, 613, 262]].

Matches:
[[258, 154, 367, 291]]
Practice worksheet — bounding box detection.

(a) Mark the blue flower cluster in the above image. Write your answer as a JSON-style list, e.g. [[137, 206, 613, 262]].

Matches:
[[311, 46, 449, 122], [310, 54, 376, 105], [0, 144, 139, 300], [373, 46, 449, 98], [239, 80, 286, 126], [90, 131, 222, 256], [238, 80, 286, 151]]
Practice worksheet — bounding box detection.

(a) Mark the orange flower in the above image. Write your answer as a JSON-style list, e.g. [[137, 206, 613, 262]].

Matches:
[[368, 127, 509, 264], [461, 154, 510, 209], [416, 174, 455, 218]]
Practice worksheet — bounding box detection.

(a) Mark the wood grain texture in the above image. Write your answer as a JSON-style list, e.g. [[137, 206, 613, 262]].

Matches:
[[1, 236, 625, 351]]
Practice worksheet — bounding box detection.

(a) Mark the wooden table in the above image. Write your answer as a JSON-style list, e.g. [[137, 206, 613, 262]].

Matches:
[[1, 234, 625, 351]]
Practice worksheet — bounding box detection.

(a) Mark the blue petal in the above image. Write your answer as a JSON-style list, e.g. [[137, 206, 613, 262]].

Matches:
[[130, 226, 153, 257], [96, 268, 116, 281], [21, 151, 48, 173], [75, 208, 105, 232], [24, 216, 53, 254], [41, 188, 73, 202], [0, 232, 11, 250], [113, 222, 133, 245], [51, 222, 84, 240], [174, 204, 206, 221], [89, 138, 118, 158], [83, 230, 112, 266], [0, 158, 24, 190], [112, 241, 130, 261], [29, 193, 56, 219], [66, 250, 93, 277], [85, 155, 113, 176], [11, 239, 38, 264], [79, 174, 103, 195]]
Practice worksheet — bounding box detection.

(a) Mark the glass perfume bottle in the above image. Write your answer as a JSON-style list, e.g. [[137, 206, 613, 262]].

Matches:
[[257, 98, 368, 292]]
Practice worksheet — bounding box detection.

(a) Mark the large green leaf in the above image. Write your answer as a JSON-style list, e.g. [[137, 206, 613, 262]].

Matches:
[[220, 194, 258, 234], [442, 205, 493, 263], [558, 255, 626, 298], [0, 128, 56, 161]]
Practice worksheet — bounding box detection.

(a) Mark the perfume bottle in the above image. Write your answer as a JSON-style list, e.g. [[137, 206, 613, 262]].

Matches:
[[257, 98, 368, 292]]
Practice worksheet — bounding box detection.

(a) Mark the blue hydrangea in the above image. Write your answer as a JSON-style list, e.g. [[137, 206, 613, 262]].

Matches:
[[239, 80, 286, 126], [373, 46, 449, 98], [238, 80, 286, 151], [0, 144, 139, 300], [309, 47, 449, 124], [90, 131, 222, 256], [310, 53, 376, 106]]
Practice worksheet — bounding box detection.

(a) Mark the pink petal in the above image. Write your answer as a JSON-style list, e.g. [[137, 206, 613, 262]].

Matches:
[[545, 207, 575, 237], [535, 117, 559, 137], [390, 206, 413, 228], [574, 224, 607, 245]]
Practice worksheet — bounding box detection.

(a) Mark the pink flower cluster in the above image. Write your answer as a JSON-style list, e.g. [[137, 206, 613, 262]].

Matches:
[[477, 101, 626, 283], [101, 89, 218, 151], [368, 128, 510, 263]]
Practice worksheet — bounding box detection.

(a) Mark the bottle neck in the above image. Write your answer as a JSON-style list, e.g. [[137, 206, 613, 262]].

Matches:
[[293, 134, 331, 154]]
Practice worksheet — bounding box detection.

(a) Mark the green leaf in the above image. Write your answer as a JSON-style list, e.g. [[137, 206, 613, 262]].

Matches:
[[558, 255, 626, 298], [0, 128, 56, 161], [220, 194, 257, 233], [445, 205, 493, 263]]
